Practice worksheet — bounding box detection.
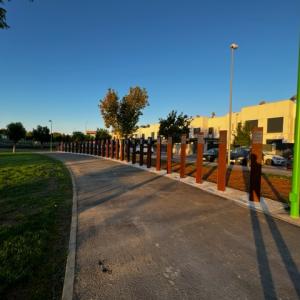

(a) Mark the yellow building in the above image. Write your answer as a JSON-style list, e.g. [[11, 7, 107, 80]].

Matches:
[[135, 98, 296, 145]]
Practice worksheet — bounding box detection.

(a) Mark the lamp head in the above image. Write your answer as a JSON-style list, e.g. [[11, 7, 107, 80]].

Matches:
[[230, 43, 239, 50]]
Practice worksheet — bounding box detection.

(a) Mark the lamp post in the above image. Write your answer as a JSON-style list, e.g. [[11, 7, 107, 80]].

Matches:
[[228, 43, 238, 165], [290, 44, 300, 219], [49, 120, 53, 152]]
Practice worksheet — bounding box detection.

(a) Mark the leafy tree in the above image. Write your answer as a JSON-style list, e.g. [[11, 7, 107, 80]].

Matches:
[[158, 110, 191, 142], [233, 122, 251, 147], [72, 131, 86, 142], [26, 131, 33, 140], [0, 0, 33, 29], [52, 132, 63, 142], [32, 125, 50, 147], [0, 128, 7, 138], [99, 89, 120, 133], [95, 128, 111, 140], [6, 122, 26, 153], [99, 86, 149, 137]]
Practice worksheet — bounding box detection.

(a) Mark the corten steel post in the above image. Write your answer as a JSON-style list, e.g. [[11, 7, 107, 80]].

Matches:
[[90, 140, 94, 155], [111, 139, 115, 159], [147, 137, 152, 168], [217, 130, 227, 191], [82, 141, 85, 154], [228, 43, 239, 165], [126, 139, 131, 162], [97, 140, 101, 156], [196, 133, 204, 183], [180, 134, 187, 178], [156, 136, 161, 171], [132, 139, 137, 164], [167, 136, 172, 174], [290, 45, 300, 218], [94, 140, 98, 155], [116, 139, 119, 159], [250, 127, 263, 202], [139, 138, 144, 166], [120, 139, 125, 161], [106, 139, 110, 158], [101, 139, 106, 157]]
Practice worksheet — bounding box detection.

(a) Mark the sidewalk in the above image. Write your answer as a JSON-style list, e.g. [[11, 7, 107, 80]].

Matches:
[[49, 153, 300, 300]]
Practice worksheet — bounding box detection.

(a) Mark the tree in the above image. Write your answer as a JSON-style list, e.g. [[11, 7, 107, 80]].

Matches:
[[72, 131, 86, 142], [95, 128, 111, 140], [26, 131, 33, 140], [6, 122, 26, 153], [233, 122, 251, 147], [99, 86, 149, 137], [32, 125, 50, 147], [0, 0, 33, 29], [52, 132, 63, 142], [158, 110, 191, 142]]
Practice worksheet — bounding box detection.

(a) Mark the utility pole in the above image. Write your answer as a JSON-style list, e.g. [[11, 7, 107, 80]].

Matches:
[[290, 44, 300, 219]]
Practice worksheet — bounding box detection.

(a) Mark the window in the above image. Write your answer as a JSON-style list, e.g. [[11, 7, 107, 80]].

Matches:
[[193, 128, 201, 135], [267, 117, 283, 133], [142, 134, 145, 139], [208, 127, 214, 135], [151, 132, 155, 139], [245, 119, 258, 130]]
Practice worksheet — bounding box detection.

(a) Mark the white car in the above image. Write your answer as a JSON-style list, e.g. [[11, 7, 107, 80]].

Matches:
[[263, 153, 287, 166]]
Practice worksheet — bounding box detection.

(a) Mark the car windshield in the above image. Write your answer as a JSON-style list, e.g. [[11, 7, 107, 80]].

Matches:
[[207, 148, 218, 154]]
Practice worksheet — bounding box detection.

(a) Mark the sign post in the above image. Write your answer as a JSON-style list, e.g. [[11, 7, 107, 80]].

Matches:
[[180, 134, 187, 178], [250, 127, 263, 202], [156, 136, 161, 171], [217, 130, 227, 191], [290, 46, 300, 218], [196, 133, 204, 183], [167, 136, 172, 174]]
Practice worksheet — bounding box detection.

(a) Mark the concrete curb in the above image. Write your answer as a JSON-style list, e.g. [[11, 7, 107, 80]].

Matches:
[[61, 165, 78, 300], [56, 151, 300, 228]]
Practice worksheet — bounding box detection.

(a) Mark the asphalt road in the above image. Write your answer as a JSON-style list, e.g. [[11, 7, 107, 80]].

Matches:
[[51, 153, 300, 300]]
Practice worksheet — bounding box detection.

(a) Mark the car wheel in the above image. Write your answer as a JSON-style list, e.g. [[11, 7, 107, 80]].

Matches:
[[265, 159, 272, 165]]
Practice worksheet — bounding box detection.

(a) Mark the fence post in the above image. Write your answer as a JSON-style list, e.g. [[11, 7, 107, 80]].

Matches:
[[126, 139, 131, 162], [217, 130, 227, 191], [156, 136, 161, 171], [120, 139, 125, 161], [132, 139, 137, 164], [147, 137, 152, 168], [105, 139, 109, 158], [111, 139, 114, 158], [250, 127, 263, 202], [116, 139, 119, 159], [196, 133, 204, 183], [167, 136, 172, 174], [180, 134, 187, 178], [139, 138, 144, 166]]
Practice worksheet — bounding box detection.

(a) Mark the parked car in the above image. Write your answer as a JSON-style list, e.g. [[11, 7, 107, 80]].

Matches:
[[230, 148, 250, 166], [131, 142, 154, 154], [263, 153, 287, 166], [203, 148, 219, 162]]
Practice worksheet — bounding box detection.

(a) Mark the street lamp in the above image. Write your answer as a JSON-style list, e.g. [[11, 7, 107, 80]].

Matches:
[[49, 120, 53, 152], [228, 42, 238, 165]]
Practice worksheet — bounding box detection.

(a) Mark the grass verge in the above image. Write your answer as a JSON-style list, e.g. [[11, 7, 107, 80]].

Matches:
[[0, 153, 72, 299]]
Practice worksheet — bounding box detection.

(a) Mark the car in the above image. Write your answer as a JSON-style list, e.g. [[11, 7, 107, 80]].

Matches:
[[203, 148, 219, 162], [230, 148, 250, 166], [263, 153, 287, 166]]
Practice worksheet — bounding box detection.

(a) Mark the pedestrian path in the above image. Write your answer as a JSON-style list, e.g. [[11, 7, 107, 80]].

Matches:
[[49, 153, 300, 300]]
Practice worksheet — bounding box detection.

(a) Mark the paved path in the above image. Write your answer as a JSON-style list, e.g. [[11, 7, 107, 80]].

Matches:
[[50, 153, 300, 300]]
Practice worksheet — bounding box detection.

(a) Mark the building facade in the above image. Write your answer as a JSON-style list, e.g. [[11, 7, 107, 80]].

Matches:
[[134, 99, 296, 145]]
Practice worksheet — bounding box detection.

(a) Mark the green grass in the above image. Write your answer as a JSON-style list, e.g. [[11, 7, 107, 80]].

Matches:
[[0, 153, 72, 299]]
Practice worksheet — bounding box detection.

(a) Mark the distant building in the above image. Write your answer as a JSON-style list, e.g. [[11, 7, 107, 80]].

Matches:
[[134, 98, 296, 145], [86, 130, 97, 137]]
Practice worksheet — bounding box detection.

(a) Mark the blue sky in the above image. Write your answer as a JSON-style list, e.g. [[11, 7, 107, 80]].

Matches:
[[1, 0, 299, 134]]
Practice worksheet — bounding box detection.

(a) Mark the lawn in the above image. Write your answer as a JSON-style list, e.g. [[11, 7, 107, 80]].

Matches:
[[0, 153, 72, 299]]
